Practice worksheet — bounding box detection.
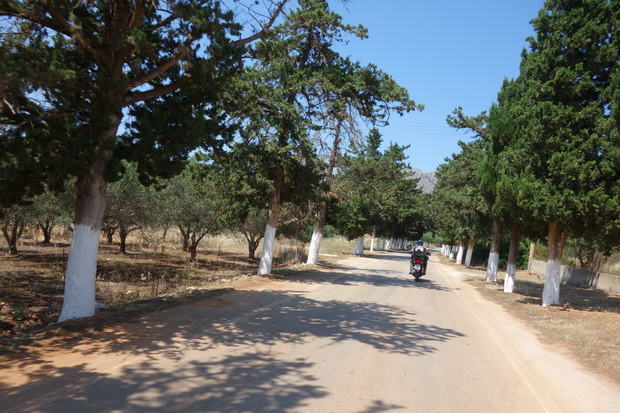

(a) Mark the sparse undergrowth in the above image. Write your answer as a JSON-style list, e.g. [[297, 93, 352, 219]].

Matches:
[[0, 234, 351, 351]]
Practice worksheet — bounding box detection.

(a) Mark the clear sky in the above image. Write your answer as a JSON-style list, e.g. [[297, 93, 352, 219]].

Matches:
[[332, 0, 545, 173]]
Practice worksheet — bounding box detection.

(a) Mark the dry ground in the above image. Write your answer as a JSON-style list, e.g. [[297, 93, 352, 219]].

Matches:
[[437, 255, 620, 385], [1, 239, 619, 386]]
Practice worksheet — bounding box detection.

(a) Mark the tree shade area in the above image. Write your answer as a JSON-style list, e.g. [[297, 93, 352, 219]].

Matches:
[[0, 1, 423, 321], [1, 0, 619, 322]]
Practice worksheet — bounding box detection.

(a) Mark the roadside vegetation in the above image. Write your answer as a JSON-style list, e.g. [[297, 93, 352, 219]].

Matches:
[[0, 229, 353, 349], [1, 0, 620, 387]]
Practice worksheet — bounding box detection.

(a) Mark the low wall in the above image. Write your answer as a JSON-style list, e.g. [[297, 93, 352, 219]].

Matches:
[[530, 259, 620, 293]]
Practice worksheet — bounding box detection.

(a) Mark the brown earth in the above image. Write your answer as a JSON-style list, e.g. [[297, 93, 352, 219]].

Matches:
[[437, 255, 620, 385], [1, 241, 619, 387]]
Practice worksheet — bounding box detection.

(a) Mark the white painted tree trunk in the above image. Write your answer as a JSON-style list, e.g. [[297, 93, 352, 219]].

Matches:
[[486, 220, 502, 282], [59, 156, 110, 322], [58, 224, 100, 321], [449, 245, 457, 261], [487, 251, 499, 281], [352, 236, 364, 255], [542, 223, 569, 306], [306, 227, 323, 265], [528, 242, 536, 271], [456, 242, 465, 265], [370, 226, 376, 252], [258, 224, 277, 275], [504, 232, 521, 293], [258, 167, 283, 275], [464, 240, 474, 268]]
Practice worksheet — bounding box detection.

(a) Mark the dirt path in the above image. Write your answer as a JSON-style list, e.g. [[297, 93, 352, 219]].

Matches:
[[1, 251, 618, 412]]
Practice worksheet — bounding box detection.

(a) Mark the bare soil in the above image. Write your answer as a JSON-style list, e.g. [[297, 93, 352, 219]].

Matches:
[[2, 241, 619, 387], [437, 255, 620, 385]]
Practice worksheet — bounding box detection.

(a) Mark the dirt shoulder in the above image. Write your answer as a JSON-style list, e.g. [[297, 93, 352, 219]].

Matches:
[[436, 255, 620, 386], [2, 246, 619, 388]]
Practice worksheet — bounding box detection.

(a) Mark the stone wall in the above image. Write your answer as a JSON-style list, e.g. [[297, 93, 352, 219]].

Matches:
[[530, 259, 620, 293]]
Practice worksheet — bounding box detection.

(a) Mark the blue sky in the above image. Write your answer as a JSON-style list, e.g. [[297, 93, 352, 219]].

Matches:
[[332, 0, 545, 173]]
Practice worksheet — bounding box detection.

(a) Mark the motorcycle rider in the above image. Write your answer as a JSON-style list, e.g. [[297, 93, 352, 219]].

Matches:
[[410, 240, 430, 275]]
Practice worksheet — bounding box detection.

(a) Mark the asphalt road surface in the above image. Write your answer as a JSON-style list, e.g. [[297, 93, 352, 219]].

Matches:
[[1, 250, 619, 412]]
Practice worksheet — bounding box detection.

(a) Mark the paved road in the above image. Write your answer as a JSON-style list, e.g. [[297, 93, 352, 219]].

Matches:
[[1, 251, 618, 412]]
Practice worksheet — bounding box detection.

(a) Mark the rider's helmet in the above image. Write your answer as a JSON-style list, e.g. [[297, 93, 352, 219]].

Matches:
[[417, 240, 423, 246]]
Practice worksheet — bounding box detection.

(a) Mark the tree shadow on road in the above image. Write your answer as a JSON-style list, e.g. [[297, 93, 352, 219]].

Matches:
[[1, 282, 465, 411], [6, 353, 328, 413]]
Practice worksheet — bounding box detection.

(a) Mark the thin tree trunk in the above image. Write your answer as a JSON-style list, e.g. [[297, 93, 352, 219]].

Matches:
[[189, 244, 198, 261], [243, 231, 261, 260], [258, 165, 283, 275], [528, 242, 536, 270], [307, 122, 341, 265], [464, 239, 474, 268], [104, 227, 115, 244], [542, 222, 570, 306], [119, 229, 128, 253], [504, 231, 521, 293], [2, 217, 24, 255], [179, 225, 190, 251], [38, 220, 54, 244], [306, 201, 327, 265], [370, 226, 377, 252], [486, 220, 502, 282]]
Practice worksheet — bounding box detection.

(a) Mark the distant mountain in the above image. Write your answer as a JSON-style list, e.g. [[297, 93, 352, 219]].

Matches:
[[408, 168, 437, 193]]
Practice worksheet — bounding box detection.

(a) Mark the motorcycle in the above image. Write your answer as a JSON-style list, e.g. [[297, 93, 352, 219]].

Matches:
[[409, 250, 427, 282]]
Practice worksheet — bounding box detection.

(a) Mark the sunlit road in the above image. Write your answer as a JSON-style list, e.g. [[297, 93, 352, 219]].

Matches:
[[1, 251, 618, 412]]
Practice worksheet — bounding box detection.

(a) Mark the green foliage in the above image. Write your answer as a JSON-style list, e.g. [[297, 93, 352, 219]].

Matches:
[[330, 129, 424, 239], [0, 0, 251, 205], [431, 138, 490, 245], [159, 157, 237, 259], [104, 162, 161, 251], [500, 0, 620, 249]]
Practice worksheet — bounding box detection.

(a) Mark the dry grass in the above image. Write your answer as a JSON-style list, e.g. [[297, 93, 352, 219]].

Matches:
[[446, 257, 620, 385], [0, 231, 354, 350]]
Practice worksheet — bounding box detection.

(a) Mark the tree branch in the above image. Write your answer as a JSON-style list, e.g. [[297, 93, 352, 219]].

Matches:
[[126, 44, 191, 90], [232, 0, 289, 46], [123, 83, 179, 106]]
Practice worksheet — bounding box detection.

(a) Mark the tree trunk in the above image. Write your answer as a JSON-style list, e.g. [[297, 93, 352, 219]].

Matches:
[[2, 217, 24, 255], [307, 123, 340, 265], [189, 243, 198, 261], [370, 225, 377, 252], [504, 231, 521, 293], [104, 227, 115, 244], [179, 225, 190, 251], [58, 159, 109, 322], [486, 220, 502, 282], [464, 239, 474, 268], [456, 242, 465, 265], [352, 236, 364, 255], [528, 242, 536, 270], [119, 229, 128, 254], [306, 200, 327, 265], [542, 222, 570, 306], [38, 220, 54, 244], [243, 231, 262, 260], [258, 165, 283, 275]]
